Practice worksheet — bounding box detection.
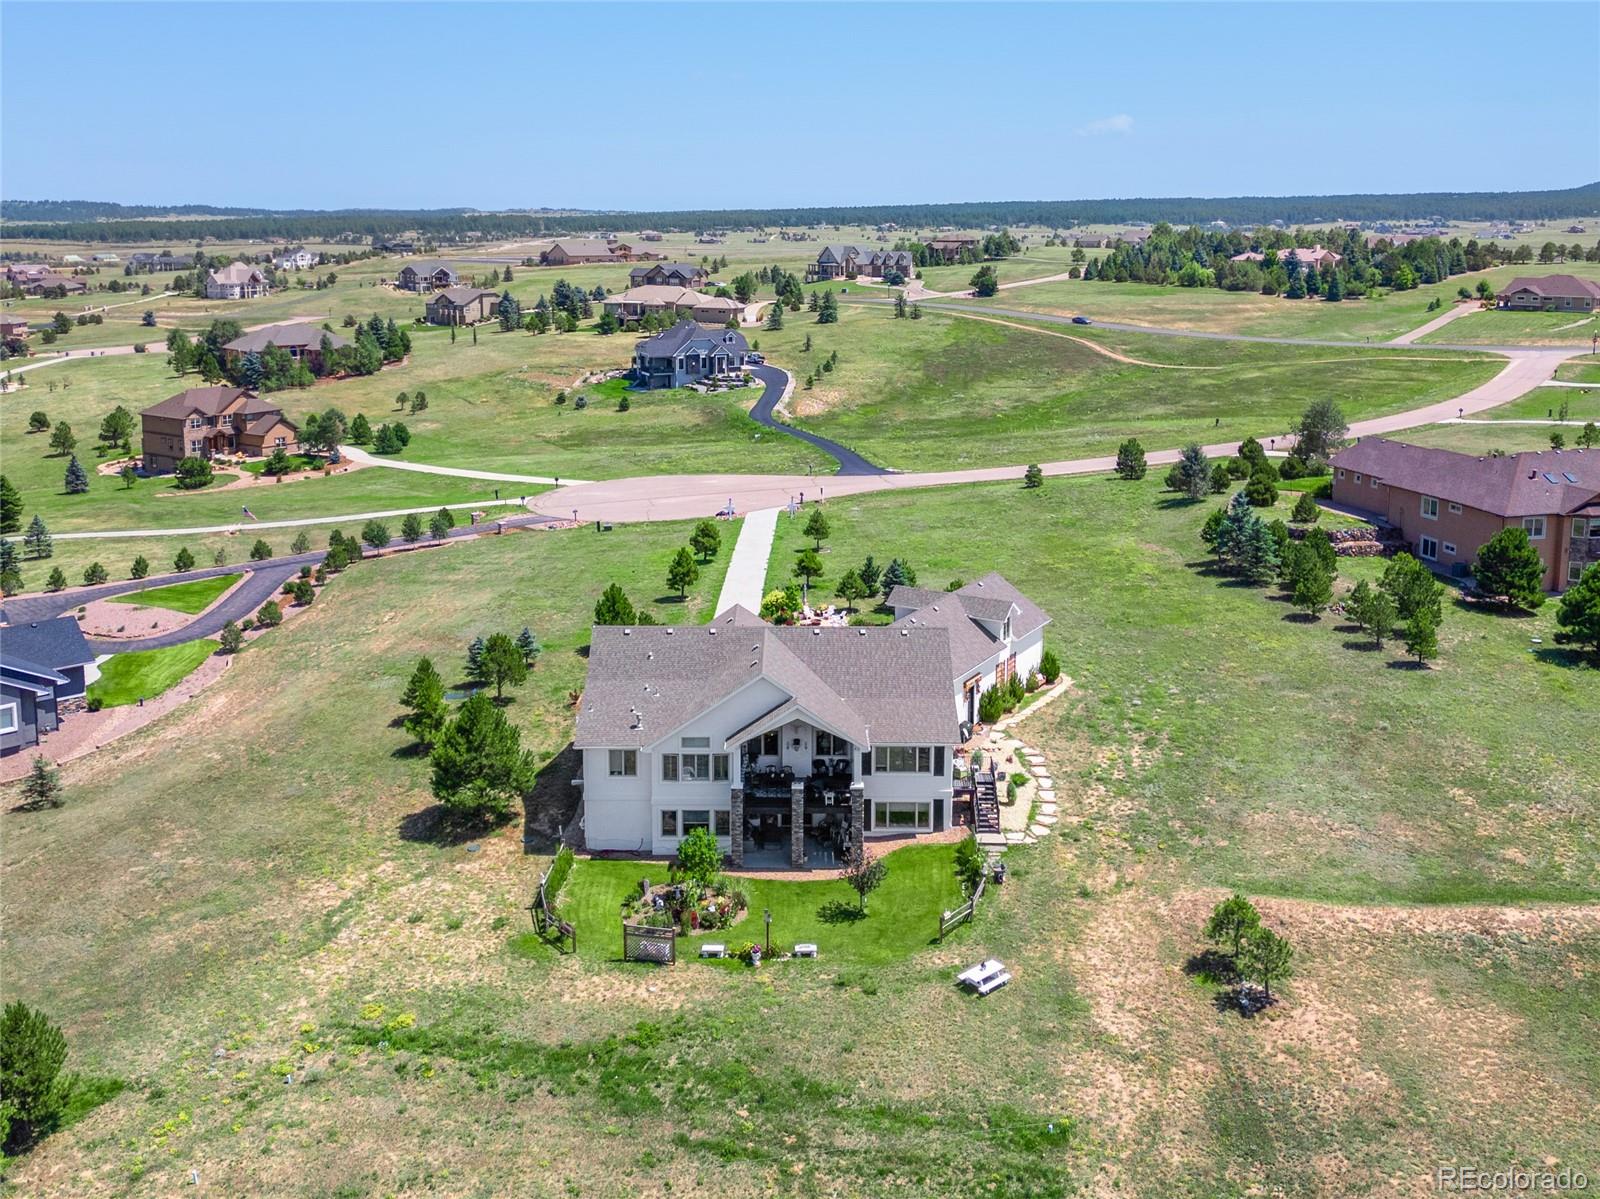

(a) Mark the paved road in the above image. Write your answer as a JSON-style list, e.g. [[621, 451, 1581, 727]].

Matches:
[[53, 496, 528, 540], [339, 444, 580, 486], [1389, 299, 1483, 345], [531, 333, 1576, 524], [748, 364, 882, 475], [6, 511, 561, 651]]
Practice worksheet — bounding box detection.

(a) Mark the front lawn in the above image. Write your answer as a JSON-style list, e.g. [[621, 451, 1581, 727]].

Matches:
[[87, 640, 219, 707], [107, 572, 241, 614], [557, 842, 966, 967]]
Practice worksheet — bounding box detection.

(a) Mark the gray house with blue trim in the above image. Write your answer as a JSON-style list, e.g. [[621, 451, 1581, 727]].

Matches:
[[1, 616, 98, 757], [631, 321, 751, 390]]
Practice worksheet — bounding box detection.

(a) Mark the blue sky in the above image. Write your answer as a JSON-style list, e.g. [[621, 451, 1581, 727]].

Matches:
[[3, 1, 1595, 210]]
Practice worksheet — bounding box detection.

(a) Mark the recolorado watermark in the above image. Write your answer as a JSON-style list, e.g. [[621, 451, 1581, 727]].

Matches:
[[1437, 1165, 1590, 1192]]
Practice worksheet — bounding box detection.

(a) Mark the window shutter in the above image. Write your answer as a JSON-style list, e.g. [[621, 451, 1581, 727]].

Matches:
[[933, 746, 945, 775], [860, 751, 872, 776]]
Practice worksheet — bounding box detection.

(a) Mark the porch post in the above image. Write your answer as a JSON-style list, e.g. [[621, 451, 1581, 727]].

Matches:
[[729, 787, 744, 868], [849, 782, 865, 857], [790, 781, 806, 867]]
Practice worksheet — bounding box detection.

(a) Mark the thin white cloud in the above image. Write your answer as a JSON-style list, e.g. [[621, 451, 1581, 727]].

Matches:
[[1076, 113, 1134, 137]]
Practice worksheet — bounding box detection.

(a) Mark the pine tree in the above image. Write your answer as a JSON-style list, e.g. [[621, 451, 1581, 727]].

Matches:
[[690, 518, 721, 561], [1405, 604, 1440, 665], [1114, 438, 1147, 480], [0, 473, 21, 534], [803, 507, 831, 548], [402, 658, 449, 746], [1175, 443, 1210, 500], [667, 546, 700, 597], [466, 636, 487, 683], [45, 566, 67, 592], [817, 291, 838, 324], [593, 583, 638, 625], [23, 514, 52, 559], [515, 626, 541, 666], [765, 301, 784, 330], [1472, 527, 1546, 611], [20, 755, 64, 809], [130, 555, 149, 579]]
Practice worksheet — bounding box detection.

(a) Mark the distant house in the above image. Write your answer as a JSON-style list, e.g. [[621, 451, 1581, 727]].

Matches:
[[1329, 438, 1600, 593], [129, 252, 188, 272], [0, 317, 31, 340], [1, 617, 99, 758], [222, 322, 348, 374], [925, 234, 981, 263], [425, 286, 500, 326], [1230, 245, 1343, 271], [5, 264, 50, 286], [140, 386, 298, 473], [205, 263, 270, 300], [21, 273, 88, 296], [272, 250, 319, 271], [375, 238, 417, 254], [395, 261, 460, 293], [808, 245, 915, 281], [91, 252, 120, 263], [629, 262, 709, 289], [539, 239, 631, 266], [638, 230, 665, 242], [604, 286, 743, 326], [1567, 225, 1587, 235], [631, 320, 750, 389], [1496, 275, 1600, 313]]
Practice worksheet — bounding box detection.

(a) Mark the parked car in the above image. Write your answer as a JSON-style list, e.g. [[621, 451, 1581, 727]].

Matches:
[[1072, 315, 1091, 325], [747, 352, 765, 364]]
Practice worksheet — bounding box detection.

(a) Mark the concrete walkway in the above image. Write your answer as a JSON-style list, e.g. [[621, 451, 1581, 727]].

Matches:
[[715, 508, 779, 615], [1389, 300, 1483, 345]]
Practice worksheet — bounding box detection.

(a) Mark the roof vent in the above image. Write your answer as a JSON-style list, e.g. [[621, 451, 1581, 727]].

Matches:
[[899, 628, 909, 636], [622, 628, 631, 635], [666, 628, 674, 635], [812, 627, 821, 636], [647, 651, 654, 660], [858, 628, 867, 635], [707, 627, 717, 636]]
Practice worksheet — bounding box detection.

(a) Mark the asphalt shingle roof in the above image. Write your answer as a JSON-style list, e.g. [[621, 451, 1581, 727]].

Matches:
[[1, 615, 95, 673], [1330, 438, 1600, 518], [635, 320, 749, 358], [224, 323, 347, 353]]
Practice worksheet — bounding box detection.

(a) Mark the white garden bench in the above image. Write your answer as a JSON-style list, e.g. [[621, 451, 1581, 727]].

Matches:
[[793, 943, 818, 958], [699, 943, 727, 959]]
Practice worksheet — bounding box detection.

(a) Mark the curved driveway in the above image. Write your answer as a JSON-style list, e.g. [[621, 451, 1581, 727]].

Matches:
[[748, 364, 881, 475]]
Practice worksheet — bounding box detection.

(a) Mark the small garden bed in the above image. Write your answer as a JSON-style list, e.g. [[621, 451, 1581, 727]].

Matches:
[[620, 874, 749, 936]]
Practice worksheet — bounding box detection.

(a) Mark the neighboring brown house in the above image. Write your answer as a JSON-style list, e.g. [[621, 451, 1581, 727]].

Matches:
[[0, 317, 30, 339], [926, 234, 980, 262], [425, 286, 499, 326], [395, 261, 459, 292], [1495, 275, 1600, 312], [140, 386, 298, 473], [1329, 438, 1600, 593], [223, 322, 348, 374], [629, 262, 708, 289], [539, 239, 630, 265], [19, 273, 87, 296]]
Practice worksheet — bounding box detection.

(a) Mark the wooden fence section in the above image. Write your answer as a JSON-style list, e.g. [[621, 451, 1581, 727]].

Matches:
[[938, 870, 987, 941], [532, 847, 577, 954], [622, 921, 676, 965]]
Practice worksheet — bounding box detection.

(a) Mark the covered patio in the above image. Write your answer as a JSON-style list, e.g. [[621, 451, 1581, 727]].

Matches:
[[727, 706, 864, 868]]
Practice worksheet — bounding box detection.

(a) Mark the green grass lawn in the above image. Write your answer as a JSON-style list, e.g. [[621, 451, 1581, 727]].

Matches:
[[1484, 387, 1600, 422], [937, 262, 1600, 344], [758, 307, 1501, 471], [1554, 354, 1600, 383], [107, 571, 240, 614], [1401, 422, 1581, 455], [86, 639, 219, 707], [1420, 306, 1600, 345], [557, 843, 964, 967], [768, 475, 1596, 904]]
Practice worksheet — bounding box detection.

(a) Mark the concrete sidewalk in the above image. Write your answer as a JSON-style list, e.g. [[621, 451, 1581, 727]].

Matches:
[[715, 508, 778, 615]]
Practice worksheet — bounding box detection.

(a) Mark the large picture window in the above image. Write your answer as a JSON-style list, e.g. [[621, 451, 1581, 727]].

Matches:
[[873, 801, 931, 830], [815, 731, 848, 756], [663, 752, 728, 782], [874, 746, 932, 773]]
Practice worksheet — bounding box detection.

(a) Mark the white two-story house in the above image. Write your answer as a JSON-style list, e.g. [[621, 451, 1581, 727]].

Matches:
[[574, 574, 1049, 867]]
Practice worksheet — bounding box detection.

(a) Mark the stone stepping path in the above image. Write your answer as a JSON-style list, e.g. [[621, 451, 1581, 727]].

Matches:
[[1038, 802, 1057, 815], [1038, 789, 1055, 802], [1028, 823, 1050, 838], [1037, 814, 1058, 826]]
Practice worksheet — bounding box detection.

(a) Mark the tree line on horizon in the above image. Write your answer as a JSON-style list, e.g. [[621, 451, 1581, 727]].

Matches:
[[4, 184, 1596, 242]]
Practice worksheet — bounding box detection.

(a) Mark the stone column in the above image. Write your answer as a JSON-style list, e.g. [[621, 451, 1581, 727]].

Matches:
[[790, 781, 807, 868], [849, 782, 865, 857], [728, 787, 744, 868]]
